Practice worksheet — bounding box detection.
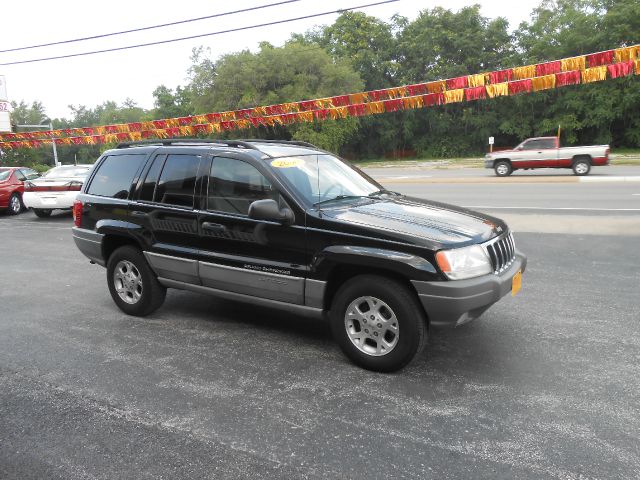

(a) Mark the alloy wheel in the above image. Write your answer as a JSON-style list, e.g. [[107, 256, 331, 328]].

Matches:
[[344, 296, 399, 356], [113, 260, 143, 304]]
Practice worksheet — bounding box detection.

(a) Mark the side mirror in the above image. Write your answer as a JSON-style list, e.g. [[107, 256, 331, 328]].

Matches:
[[248, 199, 294, 225]]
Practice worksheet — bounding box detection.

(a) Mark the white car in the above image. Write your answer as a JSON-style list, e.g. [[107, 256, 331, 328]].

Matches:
[[23, 164, 93, 218]]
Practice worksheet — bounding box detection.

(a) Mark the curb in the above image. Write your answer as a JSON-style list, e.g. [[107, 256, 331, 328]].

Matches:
[[374, 175, 640, 184], [579, 176, 640, 182]]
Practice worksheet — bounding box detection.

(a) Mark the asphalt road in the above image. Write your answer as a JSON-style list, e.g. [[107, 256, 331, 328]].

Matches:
[[1, 206, 639, 479], [364, 164, 640, 179]]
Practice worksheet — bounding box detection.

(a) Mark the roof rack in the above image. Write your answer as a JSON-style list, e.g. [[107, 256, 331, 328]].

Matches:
[[236, 139, 319, 149], [115, 138, 263, 150]]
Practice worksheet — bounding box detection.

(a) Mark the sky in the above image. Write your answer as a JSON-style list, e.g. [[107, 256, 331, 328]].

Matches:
[[1, 0, 541, 120]]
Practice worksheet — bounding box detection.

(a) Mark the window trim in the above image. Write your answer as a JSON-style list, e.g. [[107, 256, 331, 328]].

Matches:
[[151, 153, 203, 209], [205, 156, 278, 217], [84, 153, 146, 199]]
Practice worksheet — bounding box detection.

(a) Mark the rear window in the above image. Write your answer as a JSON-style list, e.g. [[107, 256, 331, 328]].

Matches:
[[87, 154, 145, 199]]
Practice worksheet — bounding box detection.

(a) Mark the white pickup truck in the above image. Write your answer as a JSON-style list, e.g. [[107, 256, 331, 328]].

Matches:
[[484, 137, 610, 176]]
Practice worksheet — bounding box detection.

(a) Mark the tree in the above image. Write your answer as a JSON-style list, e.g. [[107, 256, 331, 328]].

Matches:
[[396, 5, 516, 83], [185, 41, 364, 152], [313, 11, 400, 90]]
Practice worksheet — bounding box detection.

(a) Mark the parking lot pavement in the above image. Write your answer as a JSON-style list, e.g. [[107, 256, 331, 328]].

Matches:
[[1, 211, 639, 479]]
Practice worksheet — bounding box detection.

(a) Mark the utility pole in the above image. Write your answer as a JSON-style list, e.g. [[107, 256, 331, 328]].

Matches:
[[15, 120, 59, 166]]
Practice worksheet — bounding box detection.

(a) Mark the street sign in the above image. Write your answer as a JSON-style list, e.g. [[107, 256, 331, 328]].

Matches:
[[0, 76, 7, 101], [488, 136, 495, 145]]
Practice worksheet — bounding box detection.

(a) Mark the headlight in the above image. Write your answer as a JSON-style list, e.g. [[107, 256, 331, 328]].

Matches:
[[435, 245, 492, 280]]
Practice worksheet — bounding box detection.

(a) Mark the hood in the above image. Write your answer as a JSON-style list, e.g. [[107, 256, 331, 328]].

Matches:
[[320, 195, 507, 249]]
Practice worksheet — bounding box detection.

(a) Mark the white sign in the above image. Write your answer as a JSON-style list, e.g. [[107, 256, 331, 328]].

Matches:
[[0, 76, 7, 101], [488, 136, 495, 145], [0, 111, 11, 133]]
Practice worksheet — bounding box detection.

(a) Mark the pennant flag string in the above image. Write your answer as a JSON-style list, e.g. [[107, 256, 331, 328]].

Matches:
[[1, 44, 638, 149]]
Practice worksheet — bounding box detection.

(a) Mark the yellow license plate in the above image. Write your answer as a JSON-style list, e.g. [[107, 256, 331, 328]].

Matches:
[[511, 270, 522, 296]]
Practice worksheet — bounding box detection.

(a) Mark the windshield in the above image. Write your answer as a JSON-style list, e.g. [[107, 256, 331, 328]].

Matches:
[[0, 170, 11, 182], [41, 166, 91, 179], [269, 154, 383, 207]]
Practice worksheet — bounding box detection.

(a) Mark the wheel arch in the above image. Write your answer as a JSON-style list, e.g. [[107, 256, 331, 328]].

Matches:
[[572, 154, 592, 164], [493, 158, 512, 168], [316, 246, 438, 324], [102, 233, 143, 264]]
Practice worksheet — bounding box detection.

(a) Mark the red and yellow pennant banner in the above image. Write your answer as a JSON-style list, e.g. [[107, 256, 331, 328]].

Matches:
[[1, 45, 639, 150]]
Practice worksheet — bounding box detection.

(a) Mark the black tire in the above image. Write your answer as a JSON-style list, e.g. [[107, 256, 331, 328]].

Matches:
[[33, 208, 52, 218], [329, 274, 427, 372], [7, 193, 22, 215], [572, 157, 591, 176], [494, 160, 513, 177], [106, 245, 166, 316]]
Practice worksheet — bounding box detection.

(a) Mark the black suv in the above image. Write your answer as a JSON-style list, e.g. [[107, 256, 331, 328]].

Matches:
[[72, 139, 526, 372]]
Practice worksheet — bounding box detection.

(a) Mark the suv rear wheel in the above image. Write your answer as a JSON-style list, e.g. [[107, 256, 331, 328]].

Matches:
[[107, 245, 166, 316], [329, 275, 427, 372]]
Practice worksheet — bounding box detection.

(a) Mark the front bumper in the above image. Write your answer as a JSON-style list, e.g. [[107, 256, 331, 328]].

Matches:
[[483, 157, 494, 168], [23, 191, 79, 210], [411, 252, 527, 327]]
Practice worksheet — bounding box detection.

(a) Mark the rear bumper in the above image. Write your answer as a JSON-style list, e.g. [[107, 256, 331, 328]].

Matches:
[[411, 252, 527, 327], [23, 191, 79, 210], [72, 227, 105, 266]]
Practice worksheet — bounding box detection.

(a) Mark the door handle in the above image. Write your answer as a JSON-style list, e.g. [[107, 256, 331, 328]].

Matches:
[[202, 222, 227, 233], [131, 210, 148, 218]]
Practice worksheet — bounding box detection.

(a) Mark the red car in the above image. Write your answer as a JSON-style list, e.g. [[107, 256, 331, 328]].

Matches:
[[0, 167, 41, 215]]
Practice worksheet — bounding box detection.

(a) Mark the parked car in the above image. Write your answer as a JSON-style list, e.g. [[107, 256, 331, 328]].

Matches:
[[484, 137, 610, 176], [0, 166, 40, 215], [23, 164, 93, 217], [72, 140, 526, 372]]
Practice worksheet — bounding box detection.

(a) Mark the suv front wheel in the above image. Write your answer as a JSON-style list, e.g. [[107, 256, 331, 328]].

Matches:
[[329, 275, 427, 372], [106, 245, 166, 316]]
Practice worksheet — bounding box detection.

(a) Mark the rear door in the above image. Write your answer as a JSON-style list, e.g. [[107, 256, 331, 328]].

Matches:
[[129, 150, 206, 285], [196, 155, 307, 304]]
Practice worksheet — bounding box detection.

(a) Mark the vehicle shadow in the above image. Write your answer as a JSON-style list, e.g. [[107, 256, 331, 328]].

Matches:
[[160, 288, 522, 378]]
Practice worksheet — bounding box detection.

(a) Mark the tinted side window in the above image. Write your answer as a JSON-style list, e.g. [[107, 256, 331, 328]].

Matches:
[[521, 140, 542, 150], [539, 138, 557, 149], [153, 154, 201, 208], [87, 154, 145, 199], [208, 157, 276, 215], [14, 170, 26, 181], [139, 155, 166, 202]]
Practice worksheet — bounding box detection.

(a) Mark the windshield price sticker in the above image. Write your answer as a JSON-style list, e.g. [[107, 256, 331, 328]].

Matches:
[[271, 158, 303, 168]]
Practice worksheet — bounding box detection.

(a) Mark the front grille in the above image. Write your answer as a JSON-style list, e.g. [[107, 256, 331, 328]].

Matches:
[[483, 232, 516, 274]]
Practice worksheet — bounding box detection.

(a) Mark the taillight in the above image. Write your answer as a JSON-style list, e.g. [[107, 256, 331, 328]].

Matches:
[[67, 181, 83, 191], [73, 200, 83, 227], [605, 148, 610, 157]]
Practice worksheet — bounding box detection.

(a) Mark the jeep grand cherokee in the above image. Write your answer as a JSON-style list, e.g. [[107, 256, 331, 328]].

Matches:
[[72, 139, 526, 372]]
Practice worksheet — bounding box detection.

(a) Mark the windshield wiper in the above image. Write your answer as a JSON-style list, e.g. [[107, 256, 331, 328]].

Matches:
[[313, 195, 369, 207], [368, 189, 401, 197]]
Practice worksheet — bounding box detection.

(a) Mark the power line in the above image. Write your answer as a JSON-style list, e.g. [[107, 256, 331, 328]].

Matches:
[[0, 0, 400, 66], [0, 0, 305, 54]]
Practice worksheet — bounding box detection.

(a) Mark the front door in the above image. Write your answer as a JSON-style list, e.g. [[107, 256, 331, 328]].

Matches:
[[197, 156, 307, 304], [129, 151, 206, 285]]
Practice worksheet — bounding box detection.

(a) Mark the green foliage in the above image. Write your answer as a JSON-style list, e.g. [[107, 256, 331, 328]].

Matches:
[[6, 0, 640, 162]]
